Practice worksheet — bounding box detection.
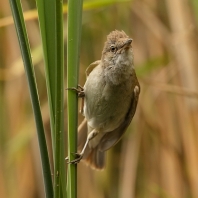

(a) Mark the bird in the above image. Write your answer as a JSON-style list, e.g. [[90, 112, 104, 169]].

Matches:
[[68, 30, 140, 170]]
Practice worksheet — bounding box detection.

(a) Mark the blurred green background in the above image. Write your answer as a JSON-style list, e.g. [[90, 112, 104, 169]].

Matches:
[[1, 0, 198, 197]]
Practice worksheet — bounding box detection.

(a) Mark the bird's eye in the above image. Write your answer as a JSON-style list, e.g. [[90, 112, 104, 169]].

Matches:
[[110, 45, 117, 53]]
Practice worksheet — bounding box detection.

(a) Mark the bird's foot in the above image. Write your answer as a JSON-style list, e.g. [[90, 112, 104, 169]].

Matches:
[[66, 85, 85, 98], [65, 153, 83, 164]]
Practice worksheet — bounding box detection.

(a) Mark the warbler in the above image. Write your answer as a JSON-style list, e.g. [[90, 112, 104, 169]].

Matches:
[[68, 30, 140, 170]]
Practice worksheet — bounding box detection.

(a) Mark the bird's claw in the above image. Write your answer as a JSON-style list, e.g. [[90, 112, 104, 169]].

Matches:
[[66, 85, 85, 98], [65, 153, 83, 164]]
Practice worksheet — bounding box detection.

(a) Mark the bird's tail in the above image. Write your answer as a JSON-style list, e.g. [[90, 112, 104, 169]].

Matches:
[[83, 146, 106, 170], [78, 119, 106, 170]]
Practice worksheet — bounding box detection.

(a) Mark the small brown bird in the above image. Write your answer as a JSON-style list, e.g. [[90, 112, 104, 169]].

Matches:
[[69, 30, 140, 170]]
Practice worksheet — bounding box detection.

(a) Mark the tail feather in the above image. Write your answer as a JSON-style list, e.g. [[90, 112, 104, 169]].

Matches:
[[84, 147, 106, 170], [78, 119, 106, 170]]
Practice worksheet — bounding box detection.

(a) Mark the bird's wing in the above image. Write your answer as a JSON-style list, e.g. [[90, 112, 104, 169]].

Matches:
[[99, 79, 140, 152], [86, 60, 101, 77]]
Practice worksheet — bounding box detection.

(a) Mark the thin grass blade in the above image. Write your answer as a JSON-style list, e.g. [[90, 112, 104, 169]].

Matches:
[[9, 0, 53, 197], [67, 0, 83, 198]]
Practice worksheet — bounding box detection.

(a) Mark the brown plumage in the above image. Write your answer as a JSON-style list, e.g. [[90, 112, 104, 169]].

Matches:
[[70, 30, 140, 170]]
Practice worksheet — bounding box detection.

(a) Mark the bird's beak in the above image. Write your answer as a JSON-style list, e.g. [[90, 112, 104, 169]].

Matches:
[[121, 38, 133, 49]]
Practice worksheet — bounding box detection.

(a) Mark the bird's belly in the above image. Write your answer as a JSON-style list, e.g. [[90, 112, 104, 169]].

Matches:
[[84, 82, 132, 132]]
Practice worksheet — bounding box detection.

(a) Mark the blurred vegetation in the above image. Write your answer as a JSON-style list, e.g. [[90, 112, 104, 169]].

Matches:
[[1, 0, 198, 198]]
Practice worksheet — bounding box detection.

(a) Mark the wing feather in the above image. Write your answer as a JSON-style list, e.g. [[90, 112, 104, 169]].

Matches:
[[86, 60, 101, 77], [99, 84, 140, 152]]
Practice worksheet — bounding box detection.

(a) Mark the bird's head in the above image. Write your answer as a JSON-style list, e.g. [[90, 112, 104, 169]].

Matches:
[[101, 30, 133, 67]]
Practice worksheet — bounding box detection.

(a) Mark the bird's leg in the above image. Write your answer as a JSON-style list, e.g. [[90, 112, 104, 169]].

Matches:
[[79, 97, 84, 115], [66, 85, 85, 114], [66, 129, 99, 164]]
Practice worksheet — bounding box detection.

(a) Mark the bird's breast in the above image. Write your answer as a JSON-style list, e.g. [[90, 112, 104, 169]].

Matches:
[[84, 65, 133, 132]]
